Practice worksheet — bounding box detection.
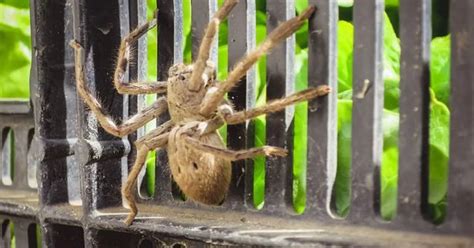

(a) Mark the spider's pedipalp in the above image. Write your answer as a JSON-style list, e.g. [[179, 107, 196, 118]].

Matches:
[[199, 5, 317, 116], [188, 0, 239, 91]]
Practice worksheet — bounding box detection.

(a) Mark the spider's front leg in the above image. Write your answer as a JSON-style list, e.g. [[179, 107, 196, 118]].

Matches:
[[199, 6, 317, 116], [70, 41, 168, 137], [114, 10, 168, 94], [122, 120, 174, 226], [188, 0, 239, 91]]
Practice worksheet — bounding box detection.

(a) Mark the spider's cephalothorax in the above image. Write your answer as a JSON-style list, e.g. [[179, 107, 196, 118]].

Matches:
[[71, 0, 331, 226], [166, 62, 217, 123]]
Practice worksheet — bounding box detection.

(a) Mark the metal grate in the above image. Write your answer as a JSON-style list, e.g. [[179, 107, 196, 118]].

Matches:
[[0, 0, 473, 247]]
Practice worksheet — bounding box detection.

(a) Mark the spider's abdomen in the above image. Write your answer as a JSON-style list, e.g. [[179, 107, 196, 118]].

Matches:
[[167, 129, 231, 205]]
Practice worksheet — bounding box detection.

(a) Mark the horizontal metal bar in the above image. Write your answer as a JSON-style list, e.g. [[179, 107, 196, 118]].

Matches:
[[0, 101, 31, 115]]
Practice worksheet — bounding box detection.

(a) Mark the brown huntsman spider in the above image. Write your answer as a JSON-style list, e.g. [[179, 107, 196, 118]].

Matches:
[[70, 0, 330, 225]]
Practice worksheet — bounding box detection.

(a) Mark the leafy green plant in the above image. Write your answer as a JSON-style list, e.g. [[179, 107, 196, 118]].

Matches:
[[332, 11, 450, 221]]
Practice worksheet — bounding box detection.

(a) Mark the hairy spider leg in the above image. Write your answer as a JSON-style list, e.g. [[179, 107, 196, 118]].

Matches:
[[188, 0, 240, 91], [222, 86, 331, 125], [114, 9, 169, 94], [70, 40, 169, 137], [199, 6, 317, 116], [184, 136, 288, 161], [123, 121, 174, 226]]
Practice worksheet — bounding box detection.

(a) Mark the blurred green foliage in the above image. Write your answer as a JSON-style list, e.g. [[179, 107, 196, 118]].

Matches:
[[0, 1, 30, 99]]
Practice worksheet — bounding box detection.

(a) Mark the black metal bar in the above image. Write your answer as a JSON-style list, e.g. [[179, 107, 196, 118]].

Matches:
[[11, 127, 31, 190], [155, 0, 183, 203], [350, 0, 384, 221], [0, 127, 12, 188], [446, 0, 474, 235], [306, 0, 338, 217], [73, 0, 130, 213], [191, 0, 218, 62], [0, 219, 11, 248], [226, 0, 256, 208], [128, 0, 145, 199], [32, 0, 75, 207], [13, 220, 30, 248], [264, 0, 295, 212], [398, 0, 431, 225]]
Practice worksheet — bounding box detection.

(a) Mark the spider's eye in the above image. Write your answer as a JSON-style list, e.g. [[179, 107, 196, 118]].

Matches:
[[179, 75, 186, 81]]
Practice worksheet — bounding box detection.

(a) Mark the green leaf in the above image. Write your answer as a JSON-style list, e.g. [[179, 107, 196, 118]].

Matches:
[[292, 49, 308, 214], [0, 3, 31, 99], [337, 21, 354, 93], [428, 89, 449, 223], [382, 13, 401, 110], [430, 35, 450, 105], [334, 100, 353, 217], [385, 0, 399, 7], [253, 116, 266, 209], [380, 109, 399, 220], [0, 0, 29, 9]]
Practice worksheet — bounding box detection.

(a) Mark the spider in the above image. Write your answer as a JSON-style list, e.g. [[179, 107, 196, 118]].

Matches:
[[70, 0, 330, 226]]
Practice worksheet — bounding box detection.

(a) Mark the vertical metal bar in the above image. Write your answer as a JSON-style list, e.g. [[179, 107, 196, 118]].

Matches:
[[128, 0, 146, 199], [226, 0, 256, 207], [12, 128, 30, 190], [155, 0, 183, 203], [30, 0, 75, 207], [306, 0, 338, 217], [29, 0, 75, 244], [398, 0, 431, 224], [73, 0, 130, 212], [446, 0, 474, 235], [0, 219, 11, 248], [264, 0, 295, 212], [13, 220, 29, 248], [191, 0, 218, 63], [350, 0, 384, 221]]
